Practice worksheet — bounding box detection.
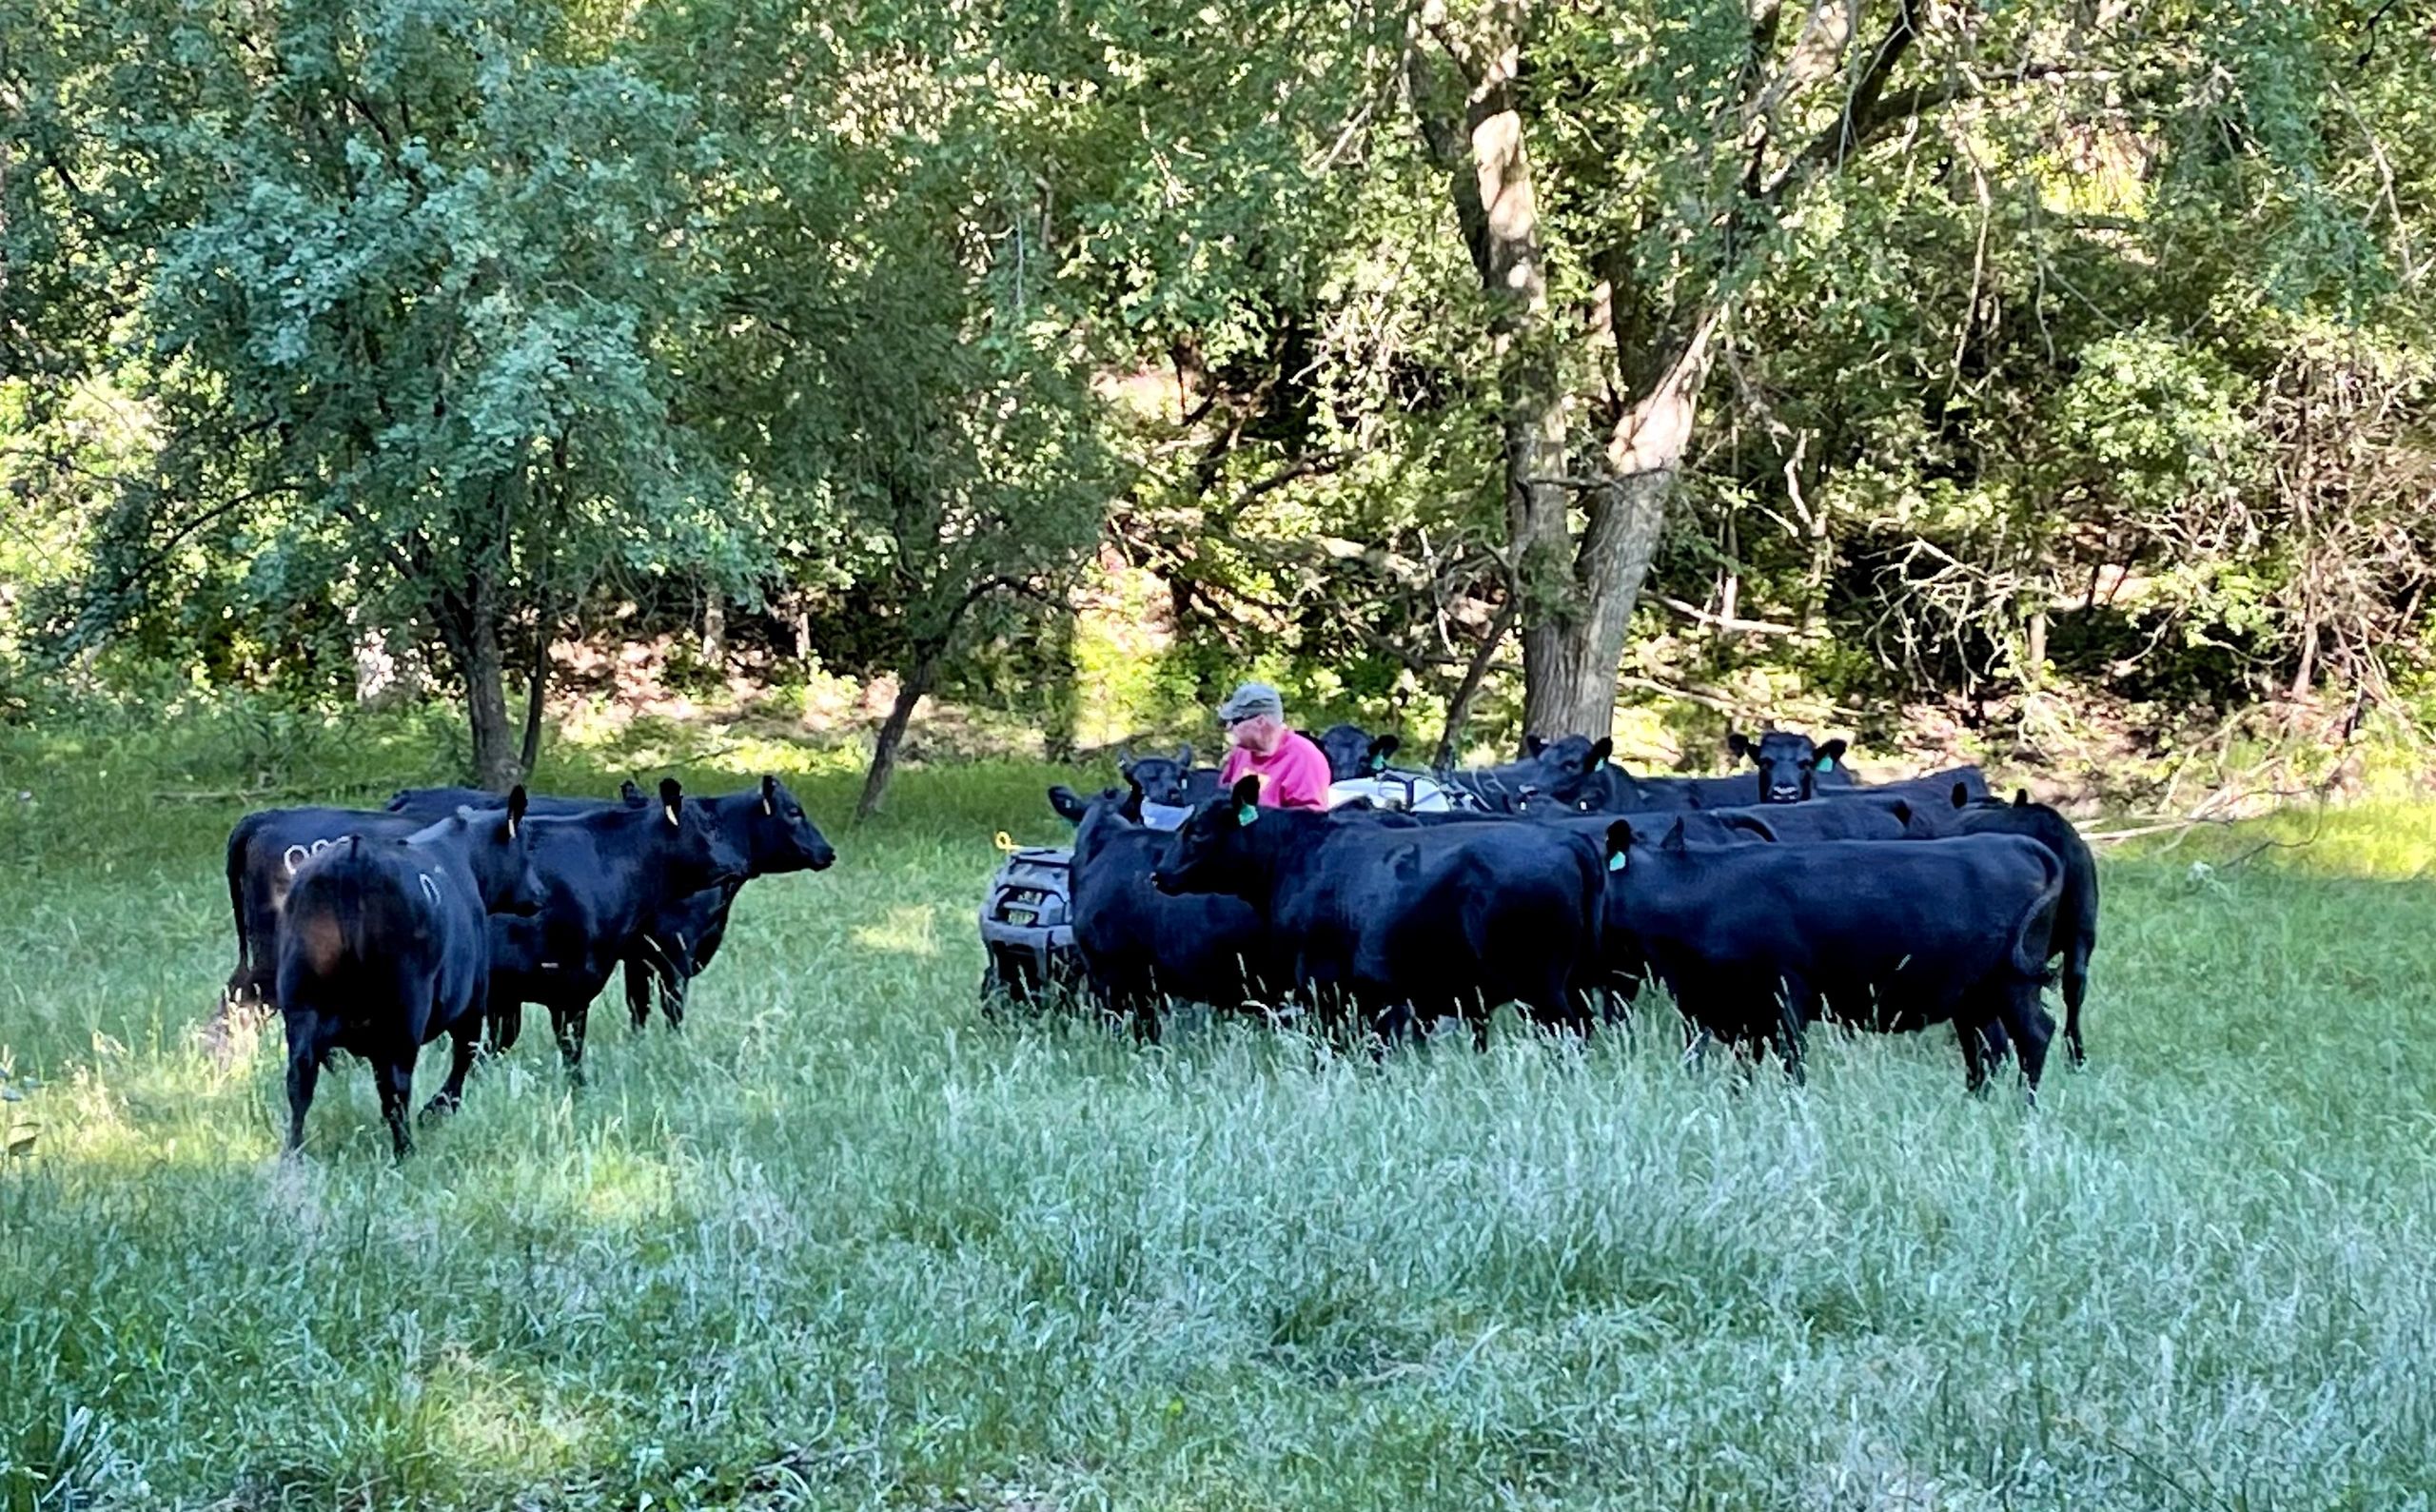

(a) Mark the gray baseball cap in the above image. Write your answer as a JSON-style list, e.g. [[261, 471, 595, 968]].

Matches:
[[1217, 681, 1285, 724]]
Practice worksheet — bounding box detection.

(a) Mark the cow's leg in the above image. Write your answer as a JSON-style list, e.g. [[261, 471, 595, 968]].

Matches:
[[549, 1002, 589, 1087], [1980, 1016, 2014, 1067], [625, 954, 655, 1032], [375, 1051, 417, 1161], [282, 1014, 323, 1155], [2062, 940, 2092, 1068], [659, 957, 690, 1030], [1955, 1017, 1994, 1096], [485, 1000, 524, 1055], [424, 1020, 481, 1120], [1775, 977, 1815, 1087]]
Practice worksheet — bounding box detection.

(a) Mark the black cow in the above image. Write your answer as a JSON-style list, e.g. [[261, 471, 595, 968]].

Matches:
[[1151, 777, 1607, 1044], [222, 784, 654, 1021], [1315, 725, 1403, 782], [225, 804, 420, 1017], [615, 776, 838, 1030], [1840, 764, 1993, 803], [1118, 747, 1220, 808], [1439, 736, 1613, 814], [388, 776, 836, 1035], [1047, 784, 1279, 1033], [1724, 729, 1855, 804], [469, 780, 746, 1081], [275, 791, 540, 1158], [1912, 786, 2098, 1067], [1603, 819, 2063, 1093]]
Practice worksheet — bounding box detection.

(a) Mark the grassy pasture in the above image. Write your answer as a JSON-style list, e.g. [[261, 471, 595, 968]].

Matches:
[[3, 716, 2435, 1510]]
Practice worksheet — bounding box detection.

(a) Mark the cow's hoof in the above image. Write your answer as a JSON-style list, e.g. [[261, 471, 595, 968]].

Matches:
[[419, 1094, 461, 1124]]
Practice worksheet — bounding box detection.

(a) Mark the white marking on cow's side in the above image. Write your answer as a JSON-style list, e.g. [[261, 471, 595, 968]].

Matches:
[[282, 837, 343, 876], [419, 873, 442, 906]]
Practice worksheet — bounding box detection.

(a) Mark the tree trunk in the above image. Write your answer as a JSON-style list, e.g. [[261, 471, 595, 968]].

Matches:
[[701, 587, 725, 667], [462, 614, 519, 792], [1416, 34, 1581, 743], [1515, 310, 1715, 739], [518, 612, 550, 778], [1436, 592, 1519, 770], [1420, 29, 1709, 743], [434, 579, 521, 792], [855, 648, 942, 821]]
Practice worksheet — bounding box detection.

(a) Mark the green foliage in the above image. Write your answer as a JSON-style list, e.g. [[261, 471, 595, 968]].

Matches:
[[5, 0, 2434, 757]]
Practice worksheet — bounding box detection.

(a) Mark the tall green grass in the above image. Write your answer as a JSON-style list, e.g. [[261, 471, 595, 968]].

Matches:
[[3, 715, 2433, 1509]]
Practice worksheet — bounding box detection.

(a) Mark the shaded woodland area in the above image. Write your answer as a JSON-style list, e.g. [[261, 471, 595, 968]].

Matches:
[[5, 0, 2431, 807]]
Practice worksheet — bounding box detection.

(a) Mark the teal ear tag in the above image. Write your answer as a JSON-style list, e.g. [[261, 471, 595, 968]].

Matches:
[[1238, 804, 1258, 826], [1606, 852, 1626, 872], [1815, 756, 1836, 772], [1592, 757, 1605, 771], [1369, 754, 1386, 774]]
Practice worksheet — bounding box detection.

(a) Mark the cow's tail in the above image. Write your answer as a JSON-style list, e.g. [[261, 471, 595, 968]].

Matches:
[[2011, 842, 2067, 982]]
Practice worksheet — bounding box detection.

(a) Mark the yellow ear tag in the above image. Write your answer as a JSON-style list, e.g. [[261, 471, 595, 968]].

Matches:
[[994, 831, 1018, 854]]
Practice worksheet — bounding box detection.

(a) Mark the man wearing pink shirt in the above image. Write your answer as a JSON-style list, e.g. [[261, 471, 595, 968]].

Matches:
[[1214, 681, 1333, 810]]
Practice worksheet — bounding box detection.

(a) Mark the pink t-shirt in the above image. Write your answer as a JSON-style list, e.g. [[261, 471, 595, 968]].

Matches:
[[1219, 730, 1334, 810]]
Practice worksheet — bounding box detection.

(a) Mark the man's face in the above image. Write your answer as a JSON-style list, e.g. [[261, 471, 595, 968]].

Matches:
[[1227, 712, 1284, 754]]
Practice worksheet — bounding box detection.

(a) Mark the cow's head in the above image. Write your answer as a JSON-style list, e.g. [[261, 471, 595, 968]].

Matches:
[[464, 786, 545, 916], [656, 778, 752, 893], [1151, 776, 1266, 896], [743, 774, 836, 874], [1316, 724, 1399, 782], [1120, 746, 1198, 807], [1531, 736, 1616, 812], [1727, 729, 1848, 803]]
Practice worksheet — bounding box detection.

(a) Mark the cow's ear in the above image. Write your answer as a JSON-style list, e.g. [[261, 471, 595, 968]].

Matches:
[[1370, 735, 1399, 773], [2014, 788, 2030, 808], [1728, 814, 1775, 841], [1817, 738, 1848, 767], [1524, 735, 1546, 758], [1048, 785, 1089, 823], [1175, 744, 1193, 768], [760, 774, 778, 815], [659, 777, 683, 828], [1661, 816, 1690, 853], [506, 785, 529, 838], [1890, 799, 1913, 829], [1584, 736, 1614, 773], [1951, 781, 1970, 810], [1229, 775, 1262, 824], [1116, 784, 1145, 822], [620, 778, 646, 806], [1603, 819, 1635, 872], [1727, 731, 1752, 761]]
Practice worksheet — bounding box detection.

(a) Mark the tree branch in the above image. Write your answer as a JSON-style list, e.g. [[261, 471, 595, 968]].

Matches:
[[1758, 0, 1920, 201], [1653, 594, 1804, 636], [1759, 57, 2093, 203]]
